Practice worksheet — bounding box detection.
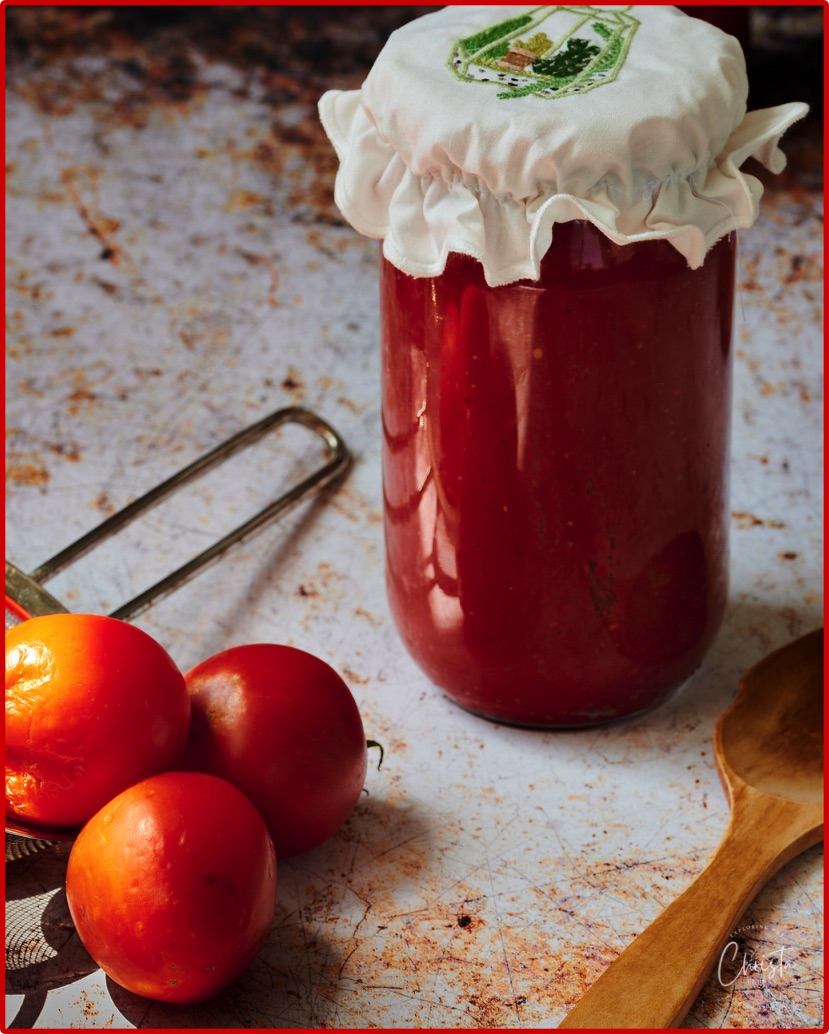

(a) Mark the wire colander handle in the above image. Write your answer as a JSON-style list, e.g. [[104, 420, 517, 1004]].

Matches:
[[6, 405, 349, 622]]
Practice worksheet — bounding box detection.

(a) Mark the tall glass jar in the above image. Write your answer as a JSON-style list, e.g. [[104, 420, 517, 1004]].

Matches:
[[319, 4, 807, 726], [381, 223, 735, 725]]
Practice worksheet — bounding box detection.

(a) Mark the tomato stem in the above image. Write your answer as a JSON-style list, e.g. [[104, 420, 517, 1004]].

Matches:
[[366, 739, 384, 770]]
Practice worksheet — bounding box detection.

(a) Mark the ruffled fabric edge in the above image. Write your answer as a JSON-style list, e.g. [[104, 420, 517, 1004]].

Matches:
[[319, 90, 808, 286]]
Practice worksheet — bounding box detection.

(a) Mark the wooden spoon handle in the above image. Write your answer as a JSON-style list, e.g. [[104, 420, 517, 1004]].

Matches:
[[558, 793, 821, 1028]]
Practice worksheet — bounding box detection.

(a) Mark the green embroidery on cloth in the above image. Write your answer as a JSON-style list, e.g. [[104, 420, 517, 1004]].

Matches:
[[448, 5, 639, 99]]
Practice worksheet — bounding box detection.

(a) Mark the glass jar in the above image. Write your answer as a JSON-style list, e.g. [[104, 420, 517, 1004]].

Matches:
[[381, 221, 736, 726], [319, 3, 806, 727]]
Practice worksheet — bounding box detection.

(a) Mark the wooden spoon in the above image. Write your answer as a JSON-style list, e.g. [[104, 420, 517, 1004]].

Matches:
[[558, 628, 824, 1029]]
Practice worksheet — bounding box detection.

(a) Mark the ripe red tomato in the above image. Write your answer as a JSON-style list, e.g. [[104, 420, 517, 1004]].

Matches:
[[179, 644, 367, 858], [5, 613, 190, 829], [66, 771, 276, 1004]]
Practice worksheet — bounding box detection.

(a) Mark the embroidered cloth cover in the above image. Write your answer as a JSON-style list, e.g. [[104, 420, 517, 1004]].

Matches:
[[318, 4, 807, 285]]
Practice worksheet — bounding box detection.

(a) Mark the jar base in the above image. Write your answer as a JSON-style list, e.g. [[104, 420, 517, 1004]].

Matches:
[[435, 672, 698, 731]]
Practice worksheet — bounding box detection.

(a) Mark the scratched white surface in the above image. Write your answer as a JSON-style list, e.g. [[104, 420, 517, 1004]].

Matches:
[[5, 18, 824, 1031]]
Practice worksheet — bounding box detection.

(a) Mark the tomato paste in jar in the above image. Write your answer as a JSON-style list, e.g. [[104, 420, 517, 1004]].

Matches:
[[319, 4, 806, 726], [382, 223, 736, 725]]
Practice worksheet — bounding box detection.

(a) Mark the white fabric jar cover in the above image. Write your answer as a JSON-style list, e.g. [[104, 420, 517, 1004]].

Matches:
[[319, 4, 807, 286]]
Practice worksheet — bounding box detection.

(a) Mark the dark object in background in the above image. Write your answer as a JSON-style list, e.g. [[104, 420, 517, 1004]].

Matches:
[[749, 6, 823, 111]]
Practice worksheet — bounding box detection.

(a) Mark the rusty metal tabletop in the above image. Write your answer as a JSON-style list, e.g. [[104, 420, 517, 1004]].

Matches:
[[5, 7, 824, 1029]]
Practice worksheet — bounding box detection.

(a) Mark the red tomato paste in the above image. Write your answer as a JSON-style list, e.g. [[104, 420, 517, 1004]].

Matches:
[[381, 221, 735, 726]]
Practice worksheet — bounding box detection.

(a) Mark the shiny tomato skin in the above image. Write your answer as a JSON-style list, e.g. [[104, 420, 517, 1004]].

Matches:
[[5, 613, 190, 829], [66, 771, 276, 1004], [180, 644, 367, 858]]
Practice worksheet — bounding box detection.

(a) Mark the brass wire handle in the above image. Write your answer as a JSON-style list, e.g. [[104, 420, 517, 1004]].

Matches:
[[6, 406, 350, 623]]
